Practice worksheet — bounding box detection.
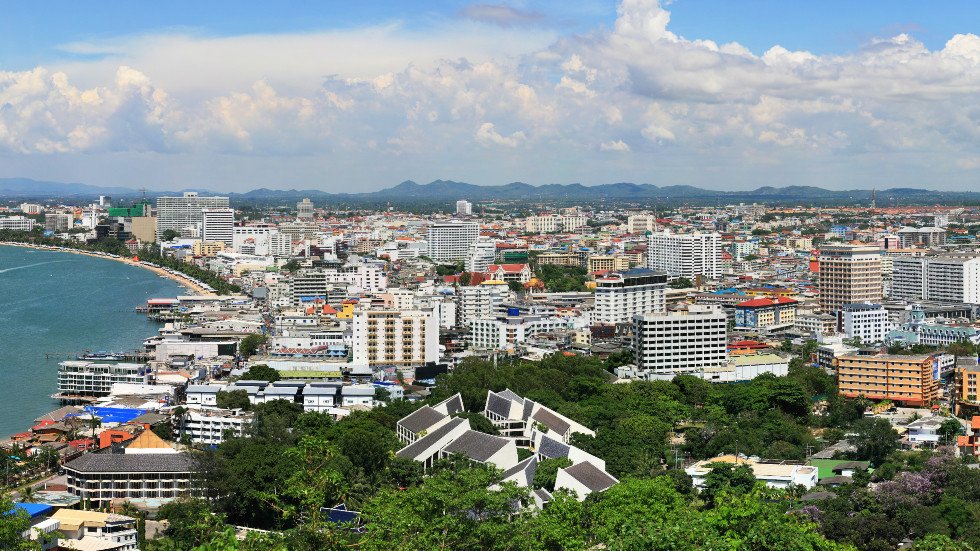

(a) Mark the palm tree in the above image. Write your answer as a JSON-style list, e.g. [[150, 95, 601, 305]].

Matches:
[[88, 415, 102, 441]]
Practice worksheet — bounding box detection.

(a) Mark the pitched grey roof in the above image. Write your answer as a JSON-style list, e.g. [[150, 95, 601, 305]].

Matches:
[[441, 430, 510, 463], [396, 418, 468, 460], [497, 389, 524, 403], [486, 392, 513, 418], [831, 461, 868, 473], [521, 398, 535, 421], [225, 385, 260, 395], [435, 393, 464, 415], [537, 434, 570, 460], [34, 406, 82, 423], [341, 386, 375, 396], [303, 386, 338, 396], [531, 408, 571, 436], [272, 381, 307, 388], [398, 406, 447, 434], [818, 476, 853, 486], [562, 462, 617, 493], [234, 380, 269, 387], [186, 385, 220, 394], [263, 387, 299, 396], [534, 488, 553, 504], [65, 452, 196, 473], [500, 456, 537, 487]]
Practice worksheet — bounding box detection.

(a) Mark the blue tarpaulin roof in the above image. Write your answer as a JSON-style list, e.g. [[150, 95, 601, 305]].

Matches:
[[75, 407, 148, 424], [13, 503, 53, 518]]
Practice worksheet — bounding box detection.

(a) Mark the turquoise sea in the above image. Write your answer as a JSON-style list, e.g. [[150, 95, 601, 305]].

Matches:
[[0, 246, 182, 436]]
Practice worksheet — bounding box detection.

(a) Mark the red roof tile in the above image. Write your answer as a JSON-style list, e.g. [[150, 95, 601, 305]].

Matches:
[[735, 296, 799, 308]]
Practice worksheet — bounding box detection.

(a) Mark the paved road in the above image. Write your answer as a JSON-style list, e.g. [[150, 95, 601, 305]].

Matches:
[[9, 472, 62, 501]]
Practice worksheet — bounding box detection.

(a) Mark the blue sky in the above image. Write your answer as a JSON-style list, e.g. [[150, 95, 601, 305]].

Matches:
[[5, 0, 977, 66], [2, 1, 980, 192]]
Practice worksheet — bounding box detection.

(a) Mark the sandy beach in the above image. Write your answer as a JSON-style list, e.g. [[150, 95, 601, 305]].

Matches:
[[0, 241, 211, 295]]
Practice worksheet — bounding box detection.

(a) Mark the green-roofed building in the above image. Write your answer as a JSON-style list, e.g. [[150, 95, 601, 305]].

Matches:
[[108, 200, 152, 218]]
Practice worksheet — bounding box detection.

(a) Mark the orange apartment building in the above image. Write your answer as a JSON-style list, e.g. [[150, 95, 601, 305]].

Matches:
[[958, 416, 980, 458], [958, 363, 980, 404], [835, 354, 940, 407]]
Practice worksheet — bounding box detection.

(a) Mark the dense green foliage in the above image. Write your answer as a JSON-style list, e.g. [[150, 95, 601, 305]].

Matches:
[[147, 473, 850, 551], [533, 264, 589, 292], [0, 493, 38, 550], [215, 390, 252, 411], [669, 276, 694, 288], [432, 356, 862, 479], [241, 361, 277, 380], [15, 351, 979, 550]]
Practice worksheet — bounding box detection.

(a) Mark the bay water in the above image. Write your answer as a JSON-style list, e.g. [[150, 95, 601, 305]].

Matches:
[[0, 246, 182, 436]]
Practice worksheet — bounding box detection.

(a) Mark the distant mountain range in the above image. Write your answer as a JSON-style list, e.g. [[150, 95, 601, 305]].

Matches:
[[1, 177, 978, 206]]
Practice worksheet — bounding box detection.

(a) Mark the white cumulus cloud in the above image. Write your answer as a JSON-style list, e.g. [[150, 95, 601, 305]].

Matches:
[[2, 0, 980, 191]]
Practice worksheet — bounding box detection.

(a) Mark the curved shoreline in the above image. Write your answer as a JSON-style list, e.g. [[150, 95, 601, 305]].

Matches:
[[0, 242, 209, 296]]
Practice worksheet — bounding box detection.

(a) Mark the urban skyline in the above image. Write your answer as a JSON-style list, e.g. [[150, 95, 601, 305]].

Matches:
[[2, 1, 980, 191]]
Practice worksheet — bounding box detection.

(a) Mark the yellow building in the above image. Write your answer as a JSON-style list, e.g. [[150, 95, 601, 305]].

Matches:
[[192, 240, 226, 257], [588, 255, 631, 273], [536, 251, 585, 267], [336, 300, 358, 320], [744, 287, 796, 298]]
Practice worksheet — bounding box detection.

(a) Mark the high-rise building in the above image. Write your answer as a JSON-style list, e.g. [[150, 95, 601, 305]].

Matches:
[[278, 220, 320, 241], [627, 214, 658, 234], [19, 203, 42, 215], [427, 221, 479, 263], [839, 303, 892, 344], [457, 281, 512, 327], [891, 253, 980, 305], [465, 238, 497, 273], [468, 313, 571, 351], [897, 226, 947, 248], [44, 213, 73, 233], [587, 255, 632, 274], [297, 198, 315, 220], [593, 269, 667, 325], [351, 309, 439, 367], [633, 304, 728, 376], [201, 208, 235, 245], [734, 297, 799, 330], [525, 214, 588, 233], [156, 192, 230, 234], [455, 200, 473, 216], [0, 216, 37, 231], [836, 354, 939, 407], [646, 230, 722, 280], [817, 243, 882, 314], [290, 270, 330, 304]]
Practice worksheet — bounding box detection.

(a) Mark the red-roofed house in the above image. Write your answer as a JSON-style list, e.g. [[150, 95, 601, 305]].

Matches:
[[728, 340, 772, 353], [734, 296, 799, 330], [98, 429, 136, 450], [68, 438, 96, 451], [486, 264, 532, 283]]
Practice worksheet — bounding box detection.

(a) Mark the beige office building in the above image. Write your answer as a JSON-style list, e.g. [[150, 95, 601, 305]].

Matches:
[[818, 244, 882, 314]]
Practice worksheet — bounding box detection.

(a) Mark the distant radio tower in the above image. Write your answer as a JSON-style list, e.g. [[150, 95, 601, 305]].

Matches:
[[870, 188, 876, 211]]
